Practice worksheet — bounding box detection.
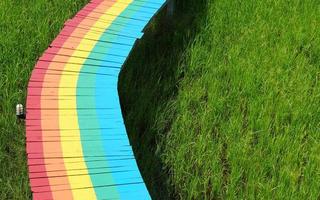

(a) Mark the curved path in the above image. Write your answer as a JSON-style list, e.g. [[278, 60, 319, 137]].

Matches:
[[25, 0, 166, 199]]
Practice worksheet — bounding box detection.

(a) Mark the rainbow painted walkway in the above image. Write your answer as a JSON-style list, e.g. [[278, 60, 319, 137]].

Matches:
[[26, 0, 166, 199]]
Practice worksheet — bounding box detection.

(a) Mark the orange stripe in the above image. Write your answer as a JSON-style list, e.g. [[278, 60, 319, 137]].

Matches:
[[41, 64, 73, 200]]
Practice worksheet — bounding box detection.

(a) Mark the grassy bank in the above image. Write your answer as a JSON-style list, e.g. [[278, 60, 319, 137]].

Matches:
[[118, 1, 207, 199], [120, 0, 320, 199], [0, 1, 88, 199]]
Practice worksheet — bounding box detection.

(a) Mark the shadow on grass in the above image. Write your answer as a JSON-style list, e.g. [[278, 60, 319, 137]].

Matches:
[[118, 1, 208, 199]]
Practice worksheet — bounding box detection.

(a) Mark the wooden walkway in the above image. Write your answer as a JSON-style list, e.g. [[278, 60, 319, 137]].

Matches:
[[26, 0, 166, 199]]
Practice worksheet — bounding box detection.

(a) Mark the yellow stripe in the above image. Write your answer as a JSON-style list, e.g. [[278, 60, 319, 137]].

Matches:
[[58, 1, 132, 199]]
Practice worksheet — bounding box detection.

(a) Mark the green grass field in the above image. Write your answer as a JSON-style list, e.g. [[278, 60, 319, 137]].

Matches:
[[1, 0, 320, 199], [120, 0, 320, 199]]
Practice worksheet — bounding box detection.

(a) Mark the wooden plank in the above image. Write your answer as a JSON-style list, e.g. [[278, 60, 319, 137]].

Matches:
[[33, 182, 149, 200]]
